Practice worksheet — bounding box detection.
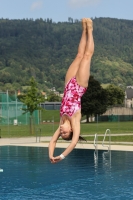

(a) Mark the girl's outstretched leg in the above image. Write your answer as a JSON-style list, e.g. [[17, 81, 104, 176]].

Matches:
[[76, 18, 94, 87], [65, 18, 87, 85]]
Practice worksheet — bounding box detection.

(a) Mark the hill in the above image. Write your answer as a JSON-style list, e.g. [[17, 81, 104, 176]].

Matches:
[[0, 17, 133, 92]]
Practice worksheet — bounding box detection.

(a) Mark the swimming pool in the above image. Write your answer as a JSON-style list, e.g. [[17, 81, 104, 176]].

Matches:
[[0, 146, 133, 200]]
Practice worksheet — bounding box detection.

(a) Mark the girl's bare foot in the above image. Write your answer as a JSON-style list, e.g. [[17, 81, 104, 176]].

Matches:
[[86, 18, 93, 31], [82, 18, 87, 31]]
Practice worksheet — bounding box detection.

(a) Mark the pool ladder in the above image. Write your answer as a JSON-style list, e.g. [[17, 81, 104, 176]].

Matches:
[[102, 129, 111, 151], [94, 129, 111, 166], [94, 133, 98, 150], [94, 129, 111, 151], [94, 133, 98, 160]]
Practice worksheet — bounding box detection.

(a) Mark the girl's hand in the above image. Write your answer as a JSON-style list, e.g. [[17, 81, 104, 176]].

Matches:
[[53, 156, 62, 163], [49, 156, 55, 164], [49, 156, 62, 164]]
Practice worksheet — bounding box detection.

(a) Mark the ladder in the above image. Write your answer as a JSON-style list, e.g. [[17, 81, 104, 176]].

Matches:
[[102, 129, 111, 151], [93, 130, 111, 166], [94, 133, 98, 151], [93, 129, 111, 151], [94, 133, 98, 161]]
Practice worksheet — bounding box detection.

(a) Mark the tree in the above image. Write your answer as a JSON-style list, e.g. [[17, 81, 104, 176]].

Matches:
[[81, 76, 108, 123], [18, 77, 45, 134], [105, 84, 125, 106], [1, 18, 133, 92]]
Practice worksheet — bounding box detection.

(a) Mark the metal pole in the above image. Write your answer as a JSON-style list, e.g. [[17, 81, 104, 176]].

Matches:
[[39, 128, 41, 142], [97, 114, 98, 132], [15, 91, 18, 122], [7, 90, 9, 136], [40, 109, 42, 124], [36, 128, 38, 143], [53, 116, 54, 133], [26, 106, 28, 125]]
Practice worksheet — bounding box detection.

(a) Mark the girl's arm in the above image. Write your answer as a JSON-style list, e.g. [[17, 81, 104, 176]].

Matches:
[[53, 115, 81, 163], [48, 126, 60, 162]]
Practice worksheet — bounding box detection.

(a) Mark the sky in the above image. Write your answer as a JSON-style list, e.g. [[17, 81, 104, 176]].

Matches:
[[0, 0, 133, 22]]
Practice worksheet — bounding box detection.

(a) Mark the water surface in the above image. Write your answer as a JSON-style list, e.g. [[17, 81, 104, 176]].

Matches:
[[0, 146, 133, 200]]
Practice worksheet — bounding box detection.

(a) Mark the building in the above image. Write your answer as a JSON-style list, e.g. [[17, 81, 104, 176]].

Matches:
[[125, 86, 133, 108], [41, 102, 61, 110]]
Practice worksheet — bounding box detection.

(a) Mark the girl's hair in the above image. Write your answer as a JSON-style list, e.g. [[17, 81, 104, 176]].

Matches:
[[63, 132, 87, 142]]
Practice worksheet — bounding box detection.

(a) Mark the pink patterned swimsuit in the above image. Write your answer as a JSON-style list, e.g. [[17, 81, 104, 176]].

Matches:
[[60, 77, 87, 117]]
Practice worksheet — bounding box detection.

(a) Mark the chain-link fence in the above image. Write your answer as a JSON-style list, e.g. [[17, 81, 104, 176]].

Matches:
[[0, 91, 39, 137]]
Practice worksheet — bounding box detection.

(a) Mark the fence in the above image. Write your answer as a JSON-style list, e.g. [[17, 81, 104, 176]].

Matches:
[[0, 91, 39, 137], [98, 106, 133, 122], [0, 91, 39, 125]]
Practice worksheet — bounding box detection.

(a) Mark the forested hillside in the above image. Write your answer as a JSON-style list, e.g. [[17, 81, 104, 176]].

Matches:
[[0, 17, 133, 92]]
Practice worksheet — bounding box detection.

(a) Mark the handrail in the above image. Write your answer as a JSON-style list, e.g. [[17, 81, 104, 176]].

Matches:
[[102, 129, 111, 151], [94, 133, 98, 163], [94, 133, 98, 150]]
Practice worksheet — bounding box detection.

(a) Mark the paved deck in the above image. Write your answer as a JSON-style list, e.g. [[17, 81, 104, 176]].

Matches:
[[0, 137, 133, 151]]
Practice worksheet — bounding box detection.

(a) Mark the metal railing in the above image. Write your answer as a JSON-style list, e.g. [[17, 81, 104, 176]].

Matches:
[[102, 129, 111, 151], [94, 133, 98, 151], [94, 133, 98, 161]]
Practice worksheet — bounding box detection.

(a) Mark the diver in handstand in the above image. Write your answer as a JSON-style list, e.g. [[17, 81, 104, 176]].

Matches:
[[49, 18, 94, 163]]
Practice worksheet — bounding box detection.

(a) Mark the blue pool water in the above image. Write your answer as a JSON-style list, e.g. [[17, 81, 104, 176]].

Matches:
[[0, 146, 133, 200]]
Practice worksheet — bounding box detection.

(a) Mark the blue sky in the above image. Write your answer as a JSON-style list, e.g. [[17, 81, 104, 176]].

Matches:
[[0, 0, 133, 22]]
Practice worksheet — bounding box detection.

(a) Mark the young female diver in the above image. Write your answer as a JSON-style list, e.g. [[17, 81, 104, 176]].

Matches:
[[49, 18, 94, 163]]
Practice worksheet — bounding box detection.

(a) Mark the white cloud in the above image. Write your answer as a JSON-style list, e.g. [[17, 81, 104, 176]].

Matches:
[[68, 0, 102, 8], [30, 1, 43, 11]]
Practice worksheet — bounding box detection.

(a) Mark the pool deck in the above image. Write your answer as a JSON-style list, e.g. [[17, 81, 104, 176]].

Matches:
[[0, 137, 133, 151]]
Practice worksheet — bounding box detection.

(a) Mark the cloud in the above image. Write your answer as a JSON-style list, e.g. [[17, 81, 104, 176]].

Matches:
[[30, 0, 43, 11], [68, 0, 102, 8]]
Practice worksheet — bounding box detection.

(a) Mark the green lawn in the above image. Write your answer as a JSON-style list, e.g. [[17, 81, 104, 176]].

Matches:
[[83, 135, 133, 142], [0, 121, 133, 139], [80, 121, 133, 134], [0, 109, 133, 144]]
